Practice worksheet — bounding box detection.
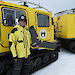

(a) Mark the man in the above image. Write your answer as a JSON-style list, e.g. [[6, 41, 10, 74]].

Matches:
[[9, 15, 31, 75]]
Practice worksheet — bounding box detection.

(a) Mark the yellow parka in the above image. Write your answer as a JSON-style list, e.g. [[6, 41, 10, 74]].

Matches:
[[9, 25, 31, 58]]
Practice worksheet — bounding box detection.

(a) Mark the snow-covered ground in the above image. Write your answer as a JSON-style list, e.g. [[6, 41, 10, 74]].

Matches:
[[32, 49, 75, 75]]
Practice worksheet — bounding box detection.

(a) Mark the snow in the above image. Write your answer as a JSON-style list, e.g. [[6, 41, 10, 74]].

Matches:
[[31, 49, 75, 75]]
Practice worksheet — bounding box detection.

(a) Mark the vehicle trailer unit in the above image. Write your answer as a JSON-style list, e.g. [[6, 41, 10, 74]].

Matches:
[[54, 8, 75, 53]]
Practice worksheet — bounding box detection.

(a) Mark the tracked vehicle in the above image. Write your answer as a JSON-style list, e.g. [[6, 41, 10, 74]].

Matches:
[[0, 1, 59, 75]]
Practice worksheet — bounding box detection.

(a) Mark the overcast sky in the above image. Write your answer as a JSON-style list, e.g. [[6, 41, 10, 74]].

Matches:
[[4, 0, 75, 14]]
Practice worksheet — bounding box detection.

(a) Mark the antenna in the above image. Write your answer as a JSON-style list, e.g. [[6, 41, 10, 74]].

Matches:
[[12, 0, 51, 12]]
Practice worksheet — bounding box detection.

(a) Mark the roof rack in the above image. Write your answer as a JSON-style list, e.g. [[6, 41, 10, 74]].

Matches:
[[54, 8, 75, 17], [9, 0, 51, 13]]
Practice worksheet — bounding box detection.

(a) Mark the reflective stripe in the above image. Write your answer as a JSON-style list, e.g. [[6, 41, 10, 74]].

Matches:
[[17, 40, 23, 43]]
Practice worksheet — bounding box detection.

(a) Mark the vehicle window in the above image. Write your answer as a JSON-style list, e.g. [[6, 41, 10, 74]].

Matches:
[[2, 8, 25, 26], [37, 14, 50, 27]]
